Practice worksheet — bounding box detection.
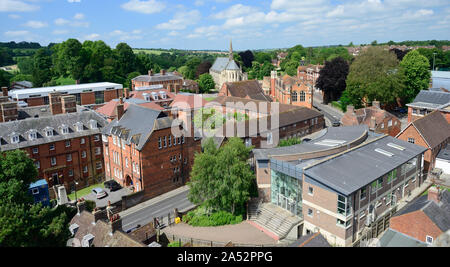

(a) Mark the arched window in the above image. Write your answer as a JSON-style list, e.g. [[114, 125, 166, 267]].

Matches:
[[292, 92, 298, 102], [300, 91, 306, 102]]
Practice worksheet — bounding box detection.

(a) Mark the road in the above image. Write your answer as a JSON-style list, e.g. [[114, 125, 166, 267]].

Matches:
[[119, 186, 195, 232], [313, 91, 344, 125]]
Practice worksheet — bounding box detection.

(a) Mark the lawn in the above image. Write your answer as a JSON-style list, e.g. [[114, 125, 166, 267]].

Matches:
[[204, 97, 216, 102], [133, 49, 171, 55], [67, 182, 105, 201]]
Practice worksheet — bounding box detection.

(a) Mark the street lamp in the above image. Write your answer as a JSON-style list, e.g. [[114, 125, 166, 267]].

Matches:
[[74, 180, 79, 202]]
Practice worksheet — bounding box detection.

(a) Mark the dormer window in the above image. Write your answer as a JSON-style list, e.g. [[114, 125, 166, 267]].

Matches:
[[151, 92, 158, 100], [89, 120, 97, 130], [29, 130, 37, 141], [143, 93, 151, 102], [75, 122, 84, 132], [11, 133, 20, 144], [61, 124, 69, 135], [159, 91, 167, 99], [45, 127, 54, 137]]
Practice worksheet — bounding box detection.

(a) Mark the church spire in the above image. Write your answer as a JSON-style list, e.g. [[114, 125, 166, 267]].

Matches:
[[229, 39, 233, 61]]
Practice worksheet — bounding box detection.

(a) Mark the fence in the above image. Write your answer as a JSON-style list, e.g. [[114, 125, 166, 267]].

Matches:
[[164, 233, 287, 248]]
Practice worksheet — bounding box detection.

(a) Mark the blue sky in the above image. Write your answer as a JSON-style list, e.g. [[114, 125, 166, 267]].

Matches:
[[1, 0, 449, 50]]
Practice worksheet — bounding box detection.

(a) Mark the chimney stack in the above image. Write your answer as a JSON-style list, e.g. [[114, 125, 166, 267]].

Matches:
[[124, 88, 130, 99], [370, 116, 377, 129], [109, 214, 122, 233], [372, 101, 380, 109], [61, 95, 77, 114], [49, 91, 63, 115], [76, 199, 86, 215], [428, 186, 441, 204], [1, 87, 8, 97], [119, 97, 124, 105], [161, 69, 166, 76], [148, 69, 153, 76], [0, 102, 18, 122], [116, 103, 124, 120]]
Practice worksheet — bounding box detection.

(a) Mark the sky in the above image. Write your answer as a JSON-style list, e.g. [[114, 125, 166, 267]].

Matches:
[[0, 0, 449, 51]]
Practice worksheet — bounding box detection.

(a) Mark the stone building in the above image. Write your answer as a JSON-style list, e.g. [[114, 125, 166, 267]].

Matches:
[[210, 40, 247, 90]]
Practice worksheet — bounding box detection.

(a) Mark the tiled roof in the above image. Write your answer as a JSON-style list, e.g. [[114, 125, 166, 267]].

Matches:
[[170, 95, 209, 110], [132, 72, 182, 83], [96, 99, 164, 119], [341, 106, 399, 128], [223, 80, 272, 101], [408, 90, 450, 108], [410, 111, 450, 148], [212, 96, 299, 114]]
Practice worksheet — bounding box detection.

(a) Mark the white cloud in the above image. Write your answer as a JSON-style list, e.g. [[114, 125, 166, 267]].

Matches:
[[67, 0, 81, 3], [212, 4, 259, 19], [194, 0, 205, 6], [54, 18, 70, 26], [23, 20, 48, 28], [121, 0, 165, 14], [84, 33, 100, 40], [8, 14, 21, 19], [156, 10, 201, 30], [0, 0, 39, 12], [4, 30, 30, 37], [54, 17, 89, 27], [52, 29, 69, 35], [74, 13, 84, 20]]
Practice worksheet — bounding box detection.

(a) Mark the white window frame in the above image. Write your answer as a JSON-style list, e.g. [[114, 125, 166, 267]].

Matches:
[[51, 157, 56, 166], [426, 235, 433, 245], [66, 154, 72, 162], [69, 169, 74, 177], [95, 147, 101, 155]]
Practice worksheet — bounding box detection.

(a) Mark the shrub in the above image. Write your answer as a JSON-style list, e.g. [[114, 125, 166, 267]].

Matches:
[[168, 241, 182, 247], [183, 208, 243, 227], [85, 200, 96, 212]]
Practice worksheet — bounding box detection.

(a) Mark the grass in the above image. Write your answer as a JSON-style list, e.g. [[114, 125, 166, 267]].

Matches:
[[331, 101, 346, 112], [54, 76, 76, 86], [67, 182, 105, 201], [167, 241, 183, 247], [204, 97, 217, 102], [133, 49, 171, 55]]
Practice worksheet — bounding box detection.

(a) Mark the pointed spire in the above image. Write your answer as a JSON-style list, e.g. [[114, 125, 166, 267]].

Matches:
[[229, 39, 233, 61]]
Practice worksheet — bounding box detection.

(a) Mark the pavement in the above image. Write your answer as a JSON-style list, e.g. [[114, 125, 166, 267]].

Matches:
[[162, 221, 279, 246], [83, 187, 132, 208], [119, 185, 195, 232], [312, 91, 344, 126]]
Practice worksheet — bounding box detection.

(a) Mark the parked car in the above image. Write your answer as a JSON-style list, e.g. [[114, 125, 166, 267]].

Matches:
[[302, 138, 312, 142], [104, 180, 122, 192], [332, 121, 341, 127], [92, 188, 107, 199]]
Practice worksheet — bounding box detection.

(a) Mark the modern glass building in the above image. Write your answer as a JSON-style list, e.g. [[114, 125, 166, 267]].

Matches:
[[270, 159, 304, 217]]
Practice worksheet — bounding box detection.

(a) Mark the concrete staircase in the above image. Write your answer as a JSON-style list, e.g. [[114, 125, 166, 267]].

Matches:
[[248, 201, 302, 240]]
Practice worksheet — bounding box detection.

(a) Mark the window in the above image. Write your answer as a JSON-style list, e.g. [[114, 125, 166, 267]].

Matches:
[[49, 144, 55, 151], [360, 187, 366, 200], [94, 135, 100, 142], [387, 169, 397, 183], [94, 91, 104, 104], [34, 161, 40, 169], [388, 120, 393, 127], [267, 132, 273, 145], [182, 136, 185, 144], [32, 148, 39, 154], [300, 91, 306, 102], [29, 131, 37, 140], [95, 147, 101, 155], [412, 109, 417, 115], [426, 236, 433, 245], [307, 209, 313, 217], [125, 157, 129, 168], [81, 138, 85, 145], [292, 92, 298, 102], [245, 138, 252, 147], [65, 140, 71, 147], [51, 157, 56, 166], [337, 219, 351, 228], [337, 195, 351, 216], [69, 169, 74, 177], [308, 187, 314, 196], [66, 154, 72, 162], [62, 126, 69, 135], [11, 135, 20, 144], [158, 137, 162, 149], [31, 188, 39, 195], [164, 136, 167, 148], [408, 138, 415, 144], [83, 166, 88, 173], [82, 151, 86, 158], [169, 135, 172, 147], [46, 129, 53, 137], [96, 162, 102, 170], [178, 137, 181, 145]]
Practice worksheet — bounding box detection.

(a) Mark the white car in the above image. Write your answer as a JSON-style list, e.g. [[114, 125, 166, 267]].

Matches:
[[92, 188, 107, 199]]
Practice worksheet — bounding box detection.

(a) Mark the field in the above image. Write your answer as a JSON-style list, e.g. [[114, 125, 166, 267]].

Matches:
[[133, 49, 172, 55]]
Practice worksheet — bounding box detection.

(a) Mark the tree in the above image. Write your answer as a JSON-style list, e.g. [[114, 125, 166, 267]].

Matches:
[[32, 48, 52, 87], [188, 138, 254, 215], [197, 73, 215, 94], [185, 57, 202, 80], [52, 39, 87, 81], [238, 50, 254, 69], [0, 70, 13, 87], [17, 57, 34, 75], [125, 71, 140, 90], [390, 48, 409, 61], [315, 57, 349, 104], [196, 61, 212, 78], [0, 150, 75, 247], [399, 50, 431, 103], [345, 46, 405, 108], [114, 42, 136, 78]]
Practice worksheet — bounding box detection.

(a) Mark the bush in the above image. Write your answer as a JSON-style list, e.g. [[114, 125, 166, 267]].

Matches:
[[168, 241, 182, 247], [85, 200, 96, 212], [182, 208, 243, 227]]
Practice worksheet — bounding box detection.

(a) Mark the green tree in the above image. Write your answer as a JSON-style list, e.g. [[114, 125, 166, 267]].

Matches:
[[32, 48, 52, 87], [315, 57, 349, 104], [17, 57, 34, 75], [52, 39, 87, 81], [0, 69, 13, 87], [10, 73, 33, 84], [114, 42, 136, 78], [197, 73, 215, 93], [278, 137, 302, 147], [0, 150, 75, 247], [188, 138, 254, 215], [125, 71, 141, 90], [399, 50, 431, 103], [345, 46, 405, 108]]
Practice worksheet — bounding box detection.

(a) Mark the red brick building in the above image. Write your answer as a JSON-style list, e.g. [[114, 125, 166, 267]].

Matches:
[[269, 71, 313, 109], [389, 187, 450, 245], [7, 83, 123, 107], [396, 111, 450, 173], [0, 93, 108, 197], [341, 101, 402, 137], [219, 80, 272, 102], [131, 69, 183, 93], [406, 90, 450, 124], [102, 103, 201, 200]]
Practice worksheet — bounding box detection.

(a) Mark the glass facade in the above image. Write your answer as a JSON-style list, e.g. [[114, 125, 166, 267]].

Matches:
[[271, 170, 303, 217]]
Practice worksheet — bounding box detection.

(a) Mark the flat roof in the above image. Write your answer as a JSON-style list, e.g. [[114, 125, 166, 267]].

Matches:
[[9, 82, 123, 99], [304, 135, 427, 196], [437, 144, 450, 161]]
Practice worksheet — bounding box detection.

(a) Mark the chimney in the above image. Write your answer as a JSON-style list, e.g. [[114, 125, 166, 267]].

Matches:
[[116, 103, 124, 120], [0, 102, 18, 122], [93, 208, 105, 224], [0, 96, 8, 103], [347, 105, 354, 114], [109, 214, 122, 233], [270, 71, 277, 97], [119, 97, 124, 105], [1, 87, 7, 97], [148, 69, 153, 76], [124, 88, 130, 99], [61, 95, 77, 114], [372, 101, 380, 109], [49, 91, 63, 115], [160, 69, 166, 76], [370, 116, 376, 129], [428, 186, 441, 204], [76, 199, 86, 215], [76, 80, 80, 85]]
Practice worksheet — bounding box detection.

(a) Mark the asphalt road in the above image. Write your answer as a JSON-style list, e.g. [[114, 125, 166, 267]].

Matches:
[[120, 187, 194, 232], [83, 187, 131, 208], [313, 91, 344, 124]]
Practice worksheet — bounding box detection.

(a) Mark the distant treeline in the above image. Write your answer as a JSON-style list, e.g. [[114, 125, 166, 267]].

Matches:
[[0, 41, 42, 49]]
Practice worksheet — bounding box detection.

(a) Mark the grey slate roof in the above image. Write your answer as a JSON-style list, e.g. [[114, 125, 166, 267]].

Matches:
[[304, 135, 427, 196], [379, 229, 427, 247], [102, 104, 173, 151], [408, 90, 450, 108], [132, 72, 182, 83], [410, 111, 450, 149], [210, 57, 240, 72], [437, 144, 450, 161], [289, 232, 331, 247], [0, 109, 107, 151], [395, 190, 450, 232]]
